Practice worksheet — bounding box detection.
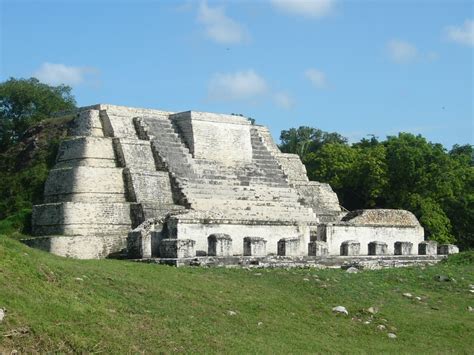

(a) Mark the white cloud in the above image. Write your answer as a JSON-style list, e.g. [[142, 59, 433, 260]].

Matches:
[[387, 39, 419, 63], [274, 92, 295, 109], [33, 62, 98, 86], [444, 20, 474, 47], [304, 68, 328, 89], [208, 70, 268, 101], [197, 1, 248, 44], [271, 0, 335, 18]]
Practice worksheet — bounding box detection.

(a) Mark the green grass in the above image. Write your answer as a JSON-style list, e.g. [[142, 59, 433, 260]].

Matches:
[[0, 236, 473, 353]]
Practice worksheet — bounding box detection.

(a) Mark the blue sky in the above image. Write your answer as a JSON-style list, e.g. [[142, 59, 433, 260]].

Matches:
[[1, 0, 473, 148]]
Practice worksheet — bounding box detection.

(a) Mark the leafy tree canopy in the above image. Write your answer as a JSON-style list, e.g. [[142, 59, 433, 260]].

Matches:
[[280, 128, 473, 249], [0, 77, 76, 151]]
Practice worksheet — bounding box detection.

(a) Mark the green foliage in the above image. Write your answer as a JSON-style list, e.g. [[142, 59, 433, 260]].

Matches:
[[0, 77, 75, 230], [280, 127, 473, 249], [441, 250, 474, 265], [408, 195, 454, 244], [0, 208, 31, 238], [0, 238, 472, 353], [0, 77, 75, 152], [279, 126, 347, 156]]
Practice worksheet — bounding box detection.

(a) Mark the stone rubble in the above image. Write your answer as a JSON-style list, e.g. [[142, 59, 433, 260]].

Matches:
[[332, 306, 349, 315]]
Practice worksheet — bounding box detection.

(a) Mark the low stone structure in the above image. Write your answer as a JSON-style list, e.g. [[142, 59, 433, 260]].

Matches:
[[243, 237, 267, 256], [208, 234, 232, 257], [437, 244, 459, 255], [394, 241, 413, 255], [308, 241, 328, 257], [277, 238, 300, 256], [340, 241, 361, 256], [26, 104, 455, 264], [418, 241, 438, 255], [368, 241, 388, 256]]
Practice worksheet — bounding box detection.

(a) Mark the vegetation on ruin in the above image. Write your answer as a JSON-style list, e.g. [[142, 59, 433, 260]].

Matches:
[[280, 127, 474, 249], [0, 78, 75, 234], [0, 237, 473, 353]]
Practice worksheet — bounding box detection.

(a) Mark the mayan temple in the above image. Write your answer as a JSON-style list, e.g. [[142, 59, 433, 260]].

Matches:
[[25, 104, 458, 263]]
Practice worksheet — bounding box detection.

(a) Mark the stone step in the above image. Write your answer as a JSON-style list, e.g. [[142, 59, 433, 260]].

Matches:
[[188, 207, 315, 223], [180, 182, 298, 194], [187, 196, 312, 213], [180, 188, 300, 201]]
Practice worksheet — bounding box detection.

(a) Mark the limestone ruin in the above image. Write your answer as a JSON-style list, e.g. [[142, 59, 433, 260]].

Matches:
[[25, 104, 458, 264]]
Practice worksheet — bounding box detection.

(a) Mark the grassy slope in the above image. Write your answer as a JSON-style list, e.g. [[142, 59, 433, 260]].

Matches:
[[0, 237, 473, 354]]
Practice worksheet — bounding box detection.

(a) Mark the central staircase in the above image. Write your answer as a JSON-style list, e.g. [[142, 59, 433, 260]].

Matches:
[[135, 116, 316, 223]]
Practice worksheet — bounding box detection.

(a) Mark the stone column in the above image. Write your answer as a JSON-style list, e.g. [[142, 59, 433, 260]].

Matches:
[[308, 241, 328, 256], [159, 239, 195, 258], [368, 241, 388, 256], [340, 240, 360, 256], [394, 241, 413, 255], [277, 238, 300, 256], [208, 234, 233, 256], [437, 244, 459, 255], [418, 241, 438, 255], [243, 237, 267, 256]]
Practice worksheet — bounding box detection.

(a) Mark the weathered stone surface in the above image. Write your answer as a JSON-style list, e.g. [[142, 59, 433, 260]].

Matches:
[[394, 241, 413, 255], [340, 240, 360, 256], [171, 111, 252, 165], [368, 241, 388, 256], [308, 241, 328, 256], [28, 104, 438, 261], [243, 237, 267, 256], [277, 238, 300, 256], [320, 223, 424, 256], [208, 233, 232, 257], [437, 244, 459, 255], [342, 209, 421, 227], [127, 218, 163, 259], [23, 235, 127, 259], [418, 241, 438, 255], [332, 306, 348, 315], [68, 110, 103, 137], [159, 239, 195, 258]]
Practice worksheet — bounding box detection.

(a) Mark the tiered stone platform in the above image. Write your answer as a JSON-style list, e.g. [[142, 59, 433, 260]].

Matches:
[[25, 104, 458, 263]]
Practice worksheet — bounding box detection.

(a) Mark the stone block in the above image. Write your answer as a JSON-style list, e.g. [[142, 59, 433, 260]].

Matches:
[[308, 241, 328, 256], [277, 238, 300, 256], [127, 230, 151, 259], [243, 237, 267, 256], [437, 244, 459, 255], [159, 239, 195, 258], [340, 240, 360, 256], [394, 241, 413, 255], [368, 241, 388, 255], [418, 241, 438, 255], [208, 233, 232, 257], [68, 110, 103, 137]]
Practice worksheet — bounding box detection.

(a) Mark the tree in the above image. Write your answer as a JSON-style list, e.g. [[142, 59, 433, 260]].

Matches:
[[279, 126, 347, 157], [0, 78, 76, 152], [280, 126, 473, 248]]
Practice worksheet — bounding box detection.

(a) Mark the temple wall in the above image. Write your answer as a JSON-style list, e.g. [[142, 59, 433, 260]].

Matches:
[[170, 219, 310, 256], [55, 137, 116, 168], [32, 202, 132, 236], [23, 235, 127, 259], [320, 224, 424, 255], [44, 166, 126, 203], [124, 169, 174, 204], [171, 111, 252, 165], [113, 138, 156, 170]]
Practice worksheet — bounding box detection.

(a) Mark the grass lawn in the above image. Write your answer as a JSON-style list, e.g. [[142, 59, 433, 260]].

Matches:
[[0, 236, 473, 353]]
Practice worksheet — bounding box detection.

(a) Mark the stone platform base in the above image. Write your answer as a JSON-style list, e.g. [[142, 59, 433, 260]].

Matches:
[[22, 235, 127, 259], [134, 255, 445, 269]]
